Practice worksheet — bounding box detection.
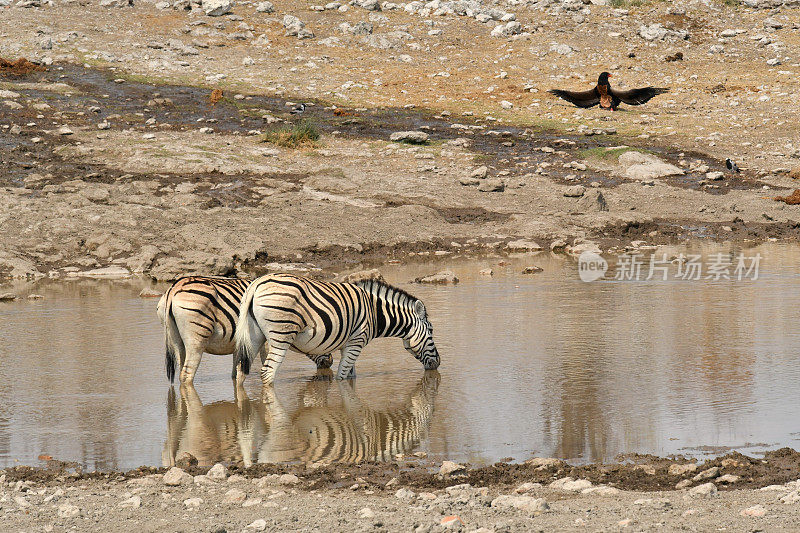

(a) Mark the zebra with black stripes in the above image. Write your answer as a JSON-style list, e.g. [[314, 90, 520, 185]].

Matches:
[[157, 276, 333, 383], [234, 274, 440, 385]]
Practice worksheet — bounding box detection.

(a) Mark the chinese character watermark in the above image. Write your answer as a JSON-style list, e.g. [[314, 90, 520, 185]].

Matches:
[[579, 252, 762, 282]]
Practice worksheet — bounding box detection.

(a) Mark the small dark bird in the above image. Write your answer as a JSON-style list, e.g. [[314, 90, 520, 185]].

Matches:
[[725, 158, 740, 173], [290, 103, 306, 115], [548, 72, 669, 110]]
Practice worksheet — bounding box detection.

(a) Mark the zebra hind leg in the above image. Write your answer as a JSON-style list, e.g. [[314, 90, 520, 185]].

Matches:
[[260, 332, 296, 386], [180, 343, 204, 383], [308, 353, 333, 369]]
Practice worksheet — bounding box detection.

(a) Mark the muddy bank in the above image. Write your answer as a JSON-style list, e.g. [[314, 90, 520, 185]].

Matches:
[[6, 448, 800, 493], [2, 62, 800, 282]]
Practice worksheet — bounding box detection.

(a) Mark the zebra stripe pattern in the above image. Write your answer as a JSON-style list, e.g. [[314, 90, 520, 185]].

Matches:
[[163, 372, 440, 466], [234, 274, 440, 385], [259, 371, 440, 464], [157, 276, 332, 383]]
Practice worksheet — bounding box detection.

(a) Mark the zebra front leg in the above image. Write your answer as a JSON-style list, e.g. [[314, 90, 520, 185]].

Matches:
[[336, 341, 365, 381]]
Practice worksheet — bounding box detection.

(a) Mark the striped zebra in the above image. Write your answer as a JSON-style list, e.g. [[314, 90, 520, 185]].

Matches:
[[234, 274, 440, 385], [157, 276, 333, 383]]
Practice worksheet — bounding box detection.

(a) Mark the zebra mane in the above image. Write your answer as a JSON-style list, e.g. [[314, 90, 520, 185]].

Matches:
[[355, 278, 418, 306]]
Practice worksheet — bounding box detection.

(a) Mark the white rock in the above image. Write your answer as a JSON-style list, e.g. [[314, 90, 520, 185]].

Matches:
[[57, 503, 81, 518], [564, 185, 586, 197], [415, 271, 459, 284], [395, 487, 416, 500], [549, 43, 573, 55], [582, 485, 620, 496], [207, 463, 227, 481], [780, 491, 800, 504], [255, 1, 273, 12], [549, 477, 593, 492], [741, 504, 766, 517], [668, 464, 698, 476], [500, 100, 513, 109], [202, 0, 231, 16], [119, 495, 141, 508], [439, 461, 466, 476], [686, 482, 718, 499], [491, 494, 549, 514], [359, 507, 376, 518], [223, 488, 247, 504], [619, 151, 683, 180], [79, 266, 131, 279], [389, 130, 429, 144], [183, 497, 203, 508], [163, 467, 192, 486], [246, 519, 268, 531], [57, 125, 74, 135], [692, 467, 719, 482], [514, 482, 541, 493], [506, 239, 543, 252], [526, 457, 562, 470], [279, 473, 300, 485]]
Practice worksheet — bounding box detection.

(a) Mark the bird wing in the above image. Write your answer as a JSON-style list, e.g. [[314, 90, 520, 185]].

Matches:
[[548, 88, 600, 108], [610, 86, 669, 105]]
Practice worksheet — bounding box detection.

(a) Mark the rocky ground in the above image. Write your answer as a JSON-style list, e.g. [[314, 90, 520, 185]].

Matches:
[[0, 0, 799, 281], [3, 451, 800, 532]]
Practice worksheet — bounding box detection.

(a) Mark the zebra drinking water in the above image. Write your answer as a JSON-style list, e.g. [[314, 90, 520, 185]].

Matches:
[[157, 276, 333, 383], [234, 274, 440, 385]]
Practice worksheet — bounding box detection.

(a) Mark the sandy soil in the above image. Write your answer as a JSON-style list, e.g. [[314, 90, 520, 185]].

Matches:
[[3, 452, 800, 532]]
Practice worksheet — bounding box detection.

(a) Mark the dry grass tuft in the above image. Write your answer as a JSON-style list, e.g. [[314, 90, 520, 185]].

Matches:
[[262, 120, 320, 148]]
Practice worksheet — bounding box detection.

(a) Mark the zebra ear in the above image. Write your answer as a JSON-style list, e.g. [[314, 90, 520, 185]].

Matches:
[[414, 300, 426, 320]]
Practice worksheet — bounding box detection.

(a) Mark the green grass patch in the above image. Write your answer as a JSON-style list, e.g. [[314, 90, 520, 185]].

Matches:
[[579, 146, 647, 161], [262, 120, 320, 148]]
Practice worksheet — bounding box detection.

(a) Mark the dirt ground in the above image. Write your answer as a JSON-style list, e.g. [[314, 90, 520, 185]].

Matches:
[[0, 0, 799, 281], [3, 451, 800, 532]]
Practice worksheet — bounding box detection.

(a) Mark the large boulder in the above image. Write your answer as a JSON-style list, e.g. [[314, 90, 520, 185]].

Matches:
[[619, 151, 683, 180], [389, 130, 429, 144]]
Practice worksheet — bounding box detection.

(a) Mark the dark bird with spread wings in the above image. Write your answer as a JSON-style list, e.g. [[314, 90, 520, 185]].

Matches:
[[548, 72, 669, 110]]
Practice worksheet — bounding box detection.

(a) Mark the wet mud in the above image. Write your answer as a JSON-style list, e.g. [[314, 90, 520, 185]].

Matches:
[[5, 448, 799, 493]]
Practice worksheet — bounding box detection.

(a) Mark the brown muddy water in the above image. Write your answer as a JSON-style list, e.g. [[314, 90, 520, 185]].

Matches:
[[1, 244, 799, 471]]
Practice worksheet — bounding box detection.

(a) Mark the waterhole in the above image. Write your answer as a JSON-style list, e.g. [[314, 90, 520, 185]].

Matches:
[[1, 244, 799, 470]]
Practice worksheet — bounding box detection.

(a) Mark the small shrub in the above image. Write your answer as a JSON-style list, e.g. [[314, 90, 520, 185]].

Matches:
[[262, 120, 320, 148]]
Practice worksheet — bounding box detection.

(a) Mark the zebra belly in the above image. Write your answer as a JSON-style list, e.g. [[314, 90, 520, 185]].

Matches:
[[289, 327, 344, 355]]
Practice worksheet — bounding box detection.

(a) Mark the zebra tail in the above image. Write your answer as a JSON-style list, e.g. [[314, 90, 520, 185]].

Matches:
[[160, 290, 183, 383], [234, 281, 263, 376]]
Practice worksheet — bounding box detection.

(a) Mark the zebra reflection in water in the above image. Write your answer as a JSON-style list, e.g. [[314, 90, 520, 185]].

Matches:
[[163, 370, 440, 467]]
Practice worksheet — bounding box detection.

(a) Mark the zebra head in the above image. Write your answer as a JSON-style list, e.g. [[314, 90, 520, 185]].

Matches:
[[403, 300, 440, 370]]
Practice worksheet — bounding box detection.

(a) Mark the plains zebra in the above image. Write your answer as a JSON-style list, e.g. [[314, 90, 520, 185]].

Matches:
[[234, 274, 440, 384], [157, 276, 333, 383]]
